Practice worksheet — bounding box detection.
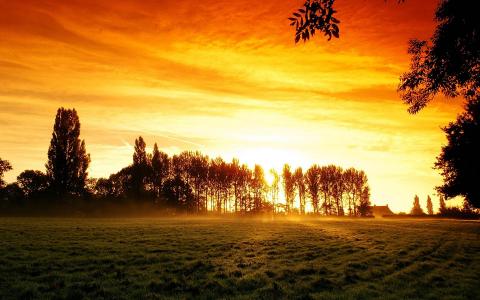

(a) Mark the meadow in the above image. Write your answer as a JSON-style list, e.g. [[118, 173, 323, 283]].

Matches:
[[0, 217, 479, 299]]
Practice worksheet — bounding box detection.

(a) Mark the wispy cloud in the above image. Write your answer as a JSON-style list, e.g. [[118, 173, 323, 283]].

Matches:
[[0, 0, 458, 212]]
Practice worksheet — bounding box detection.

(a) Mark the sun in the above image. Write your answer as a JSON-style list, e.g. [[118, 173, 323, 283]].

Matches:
[[234, 147, 310, 176]]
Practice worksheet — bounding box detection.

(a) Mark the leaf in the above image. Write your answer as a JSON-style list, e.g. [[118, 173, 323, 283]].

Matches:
[[295, 34, 301, 43], [332, 30, 339, 38], [293, 12, 301, 17], [331, 17, 340, 23], [298, 8, 306, 13], [288, 17, 297, 21]]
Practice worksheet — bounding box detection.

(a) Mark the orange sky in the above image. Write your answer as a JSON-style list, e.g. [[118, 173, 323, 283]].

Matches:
[[0, 0, 464, 212]]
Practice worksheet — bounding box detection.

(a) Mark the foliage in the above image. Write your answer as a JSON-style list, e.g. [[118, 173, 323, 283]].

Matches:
[[305, 165, 321, 213], [398, 0, 480, 113], [16, 170, 49, 198], [282, 164, 295, 213], [46, 108, 90, 197], [2, 107, 373, 216], [289, 0, 340, 43], [151, 143, 169, 198], [269, 168, 280, 213], [438, 201, 480, 219], [131, 136, 150, 199], [358, 186, 372, 217], [434, 98, 480, 208], [439, 194, 447, 214], [290, 0, 480, 213], [0, 157, 13, 188], [0, 183, 24, 206], [426, 195, 433, 215], [289, 1, 405, 43], [294, 167, 306, 214], [291, 1, 478, 114], [410, 195, 425, 215]]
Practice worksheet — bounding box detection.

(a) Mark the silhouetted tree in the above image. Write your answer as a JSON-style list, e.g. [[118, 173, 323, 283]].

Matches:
[[426, 195, 433, 215], [306, 165, 321, 214], [398, 0, 479, 113], [46, 108, 90, 197], [0, 158, 12, 188], [151, 143, 170, 199], [358, 186, 372, 217], [330, 165, 344, 216], [290, 1, 409, 43], [17, 170, 49, 199], [162, 174, 194, 210], [189, 152, 210, 212], [439, 194, 447, 214], [282, 164, 295, 213], [95, 166, 134, 199], [252, 164, 266, 212], [435, 99, 480, 209], [233, 162, 251, 213], [94, 177, 116, 199], [289, 0, 340, 43], [410, 195, 425, 215], [320, 165, 338, 215], [269, 168, 280, 213], [130, 136, 152, 200], [291, 1, 477, 113], [294, 167, 306, 214], [343, 168, 369, 216], [0, 183, 24, 207], [437, 200, 480, 219], [231, 159, 242, 213]]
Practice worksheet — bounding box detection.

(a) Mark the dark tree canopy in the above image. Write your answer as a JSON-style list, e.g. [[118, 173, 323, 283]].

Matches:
[[46, 108, 90, 197], [398, 0, 480, 113], [0, 158, 13, 188], [131, 136, 150, 199], [17, 170, 49, 198], [435, 98, 480, 208], [151, 143, 169, 198]]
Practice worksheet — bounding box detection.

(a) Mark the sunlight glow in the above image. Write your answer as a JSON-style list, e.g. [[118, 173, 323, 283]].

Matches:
[[0, 0, 462, 212]]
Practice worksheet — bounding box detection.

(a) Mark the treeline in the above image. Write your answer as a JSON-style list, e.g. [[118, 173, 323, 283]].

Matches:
[[92, 141, 372, 216], [404, 194, 479, 219], [0, 108, 371, 216]]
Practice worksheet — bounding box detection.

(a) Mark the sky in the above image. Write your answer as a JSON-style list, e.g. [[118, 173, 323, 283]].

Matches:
[[0, 0, 464, 212]]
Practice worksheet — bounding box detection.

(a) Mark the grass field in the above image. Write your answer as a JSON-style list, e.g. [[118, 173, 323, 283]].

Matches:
[[0, 217, 479, 299]]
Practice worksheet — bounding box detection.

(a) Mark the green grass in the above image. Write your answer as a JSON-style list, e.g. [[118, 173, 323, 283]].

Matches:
[[0, 217, 479, 299]]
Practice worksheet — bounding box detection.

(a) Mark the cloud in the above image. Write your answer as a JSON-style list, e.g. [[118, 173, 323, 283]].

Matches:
[[0, 0, 456, 212]]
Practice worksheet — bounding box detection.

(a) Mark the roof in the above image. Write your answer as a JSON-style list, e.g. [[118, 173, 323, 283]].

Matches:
[[370, 205, 395, 217]]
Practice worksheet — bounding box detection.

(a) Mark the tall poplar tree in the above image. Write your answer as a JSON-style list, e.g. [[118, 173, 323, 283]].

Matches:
[[426, 195, 433, 215], [46, 108, 90, 197]]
